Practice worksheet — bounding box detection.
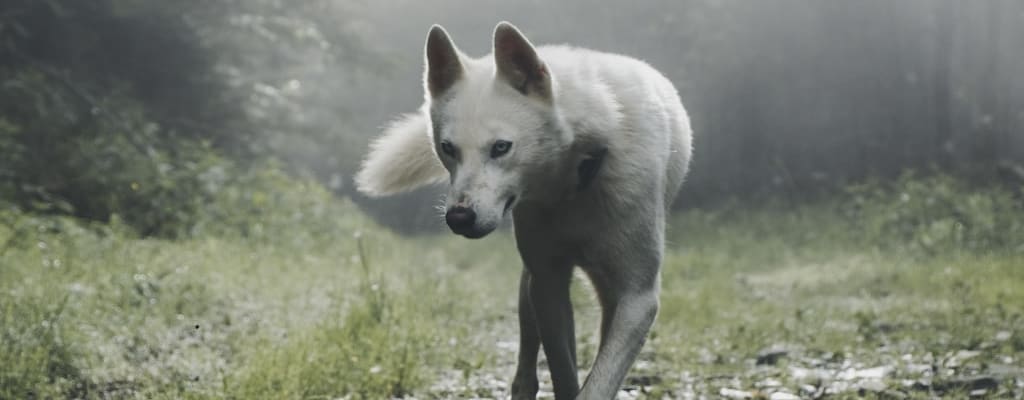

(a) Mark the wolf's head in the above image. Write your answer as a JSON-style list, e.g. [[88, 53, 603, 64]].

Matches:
[[424, 22, 576, 239]]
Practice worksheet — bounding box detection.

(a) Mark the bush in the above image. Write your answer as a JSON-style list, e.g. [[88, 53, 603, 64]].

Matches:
[[844, 172, 1024, 253], [190, 160, 368, 245], [0, 1, 254, 238]]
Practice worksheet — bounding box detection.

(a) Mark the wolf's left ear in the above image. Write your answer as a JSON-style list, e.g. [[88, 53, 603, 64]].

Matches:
[[493, 22, 551, 99]]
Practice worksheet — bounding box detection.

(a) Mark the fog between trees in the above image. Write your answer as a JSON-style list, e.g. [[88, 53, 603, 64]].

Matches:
[[2, 1, 1021, 234]]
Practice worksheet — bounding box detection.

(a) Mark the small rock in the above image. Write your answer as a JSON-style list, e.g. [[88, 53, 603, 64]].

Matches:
[[719, 387, 753, 399], [858, 379, 887, 392], [618, 388, 641, 400], [969, 389, 988, 397], [756, 378, 782, 388], [769, 392, 800, 400], [946, 350, 982, 368], [995, 331, 1012, 342], [824, 381, 852, 395], [790, 366, 831, 381], [904, 363, 932, 375], [839, 366, 891, 380], [756, 347, 790, 365]]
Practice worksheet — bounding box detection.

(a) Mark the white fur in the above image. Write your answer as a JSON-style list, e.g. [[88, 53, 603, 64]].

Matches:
[[355, 22, 692, 400]]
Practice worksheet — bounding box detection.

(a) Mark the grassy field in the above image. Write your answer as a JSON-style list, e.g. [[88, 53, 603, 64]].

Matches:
[[2, 175, 1023, 399]]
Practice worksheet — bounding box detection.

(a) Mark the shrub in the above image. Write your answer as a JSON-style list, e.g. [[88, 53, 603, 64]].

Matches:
[[844, 172, 1024, 253]]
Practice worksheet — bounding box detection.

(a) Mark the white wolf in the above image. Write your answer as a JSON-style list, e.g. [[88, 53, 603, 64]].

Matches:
[[355, 22, 692, 400]]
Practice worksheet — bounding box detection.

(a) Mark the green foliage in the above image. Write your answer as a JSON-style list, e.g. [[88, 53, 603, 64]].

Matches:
[[845, 172, 1024, 253], [0, 68, 227, 237], [189, 161, 365, 245], [0, 0, 379, 238], [0, 60, 362, 238], [0, 1, 246, 236]]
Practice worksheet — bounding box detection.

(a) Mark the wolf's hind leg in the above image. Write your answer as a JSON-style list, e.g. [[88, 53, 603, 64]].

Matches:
[[577, 237, 662, 399], [579, 284, 658, 399]]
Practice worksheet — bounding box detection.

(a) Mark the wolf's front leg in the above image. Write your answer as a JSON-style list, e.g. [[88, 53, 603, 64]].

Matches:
[[528, 263, 578, 400], [513, 213, 579, 399], [511, 269, 540, 400]]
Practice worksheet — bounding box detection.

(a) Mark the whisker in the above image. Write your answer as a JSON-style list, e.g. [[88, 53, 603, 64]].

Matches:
[[434, 194, 448, 222]]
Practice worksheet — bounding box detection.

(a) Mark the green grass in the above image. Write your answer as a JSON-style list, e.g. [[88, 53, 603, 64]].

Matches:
[[653, 206, 1024, 397], [2, 175, 1022, 398]]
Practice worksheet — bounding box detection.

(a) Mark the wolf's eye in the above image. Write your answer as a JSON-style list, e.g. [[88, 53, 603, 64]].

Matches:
[[491, 140, 512, 158], [440, 141, 457, 158]]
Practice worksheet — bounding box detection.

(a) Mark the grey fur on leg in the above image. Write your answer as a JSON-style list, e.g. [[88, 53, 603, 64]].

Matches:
[[575, 226, 664, 400], [511, 269, 540, 400], [527, 263, 578, 399], [577, 290, 659, 399]]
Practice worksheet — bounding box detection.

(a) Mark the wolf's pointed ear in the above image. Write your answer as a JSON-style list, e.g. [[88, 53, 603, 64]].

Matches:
[[424, 25, 463, 97], [493, 22, 551, 99]]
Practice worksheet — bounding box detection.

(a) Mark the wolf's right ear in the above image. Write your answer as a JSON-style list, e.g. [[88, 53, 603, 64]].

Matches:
[[424, 25, 463, 97]]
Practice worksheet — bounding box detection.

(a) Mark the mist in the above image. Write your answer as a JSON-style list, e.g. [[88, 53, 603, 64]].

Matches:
[[282, 1, 1024, 231], [2, 1, 1022, 398]]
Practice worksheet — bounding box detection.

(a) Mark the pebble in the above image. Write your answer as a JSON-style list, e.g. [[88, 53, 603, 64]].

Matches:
[[719, 387, 754, 399], [769, 392, 800, 400], [756, 346, 790, 365], [756, 378, 783, 388], [858, 379, 887, 392], [790, 366, 831, 381], [838, 366, 891, 380], [946, 350, 982, 368]]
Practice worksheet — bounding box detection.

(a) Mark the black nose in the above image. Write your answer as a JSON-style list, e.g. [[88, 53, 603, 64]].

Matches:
[[445, 206, 476, 231]]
